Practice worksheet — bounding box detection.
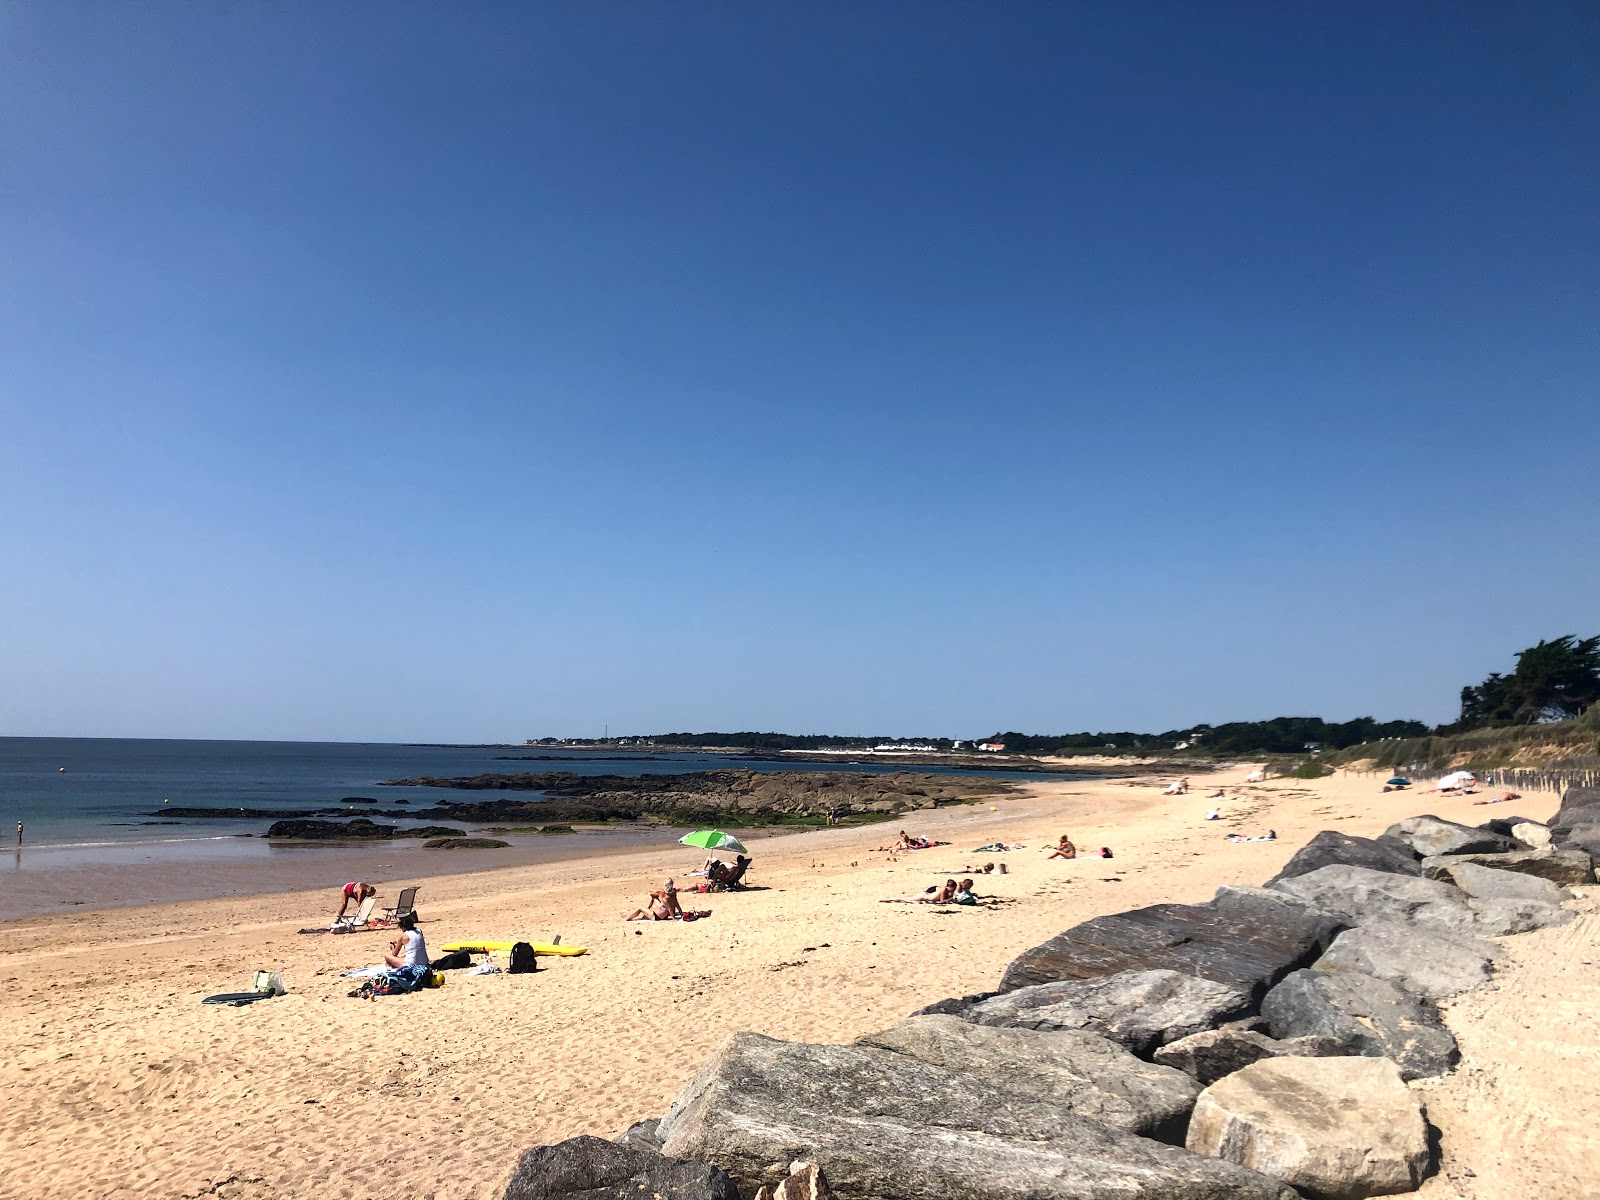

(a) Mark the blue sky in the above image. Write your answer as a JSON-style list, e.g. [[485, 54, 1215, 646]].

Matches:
[[2, 4, 1596, 742]]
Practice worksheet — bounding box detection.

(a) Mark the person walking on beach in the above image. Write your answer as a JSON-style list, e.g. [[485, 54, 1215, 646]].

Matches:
[[15, 821, 21, 847]]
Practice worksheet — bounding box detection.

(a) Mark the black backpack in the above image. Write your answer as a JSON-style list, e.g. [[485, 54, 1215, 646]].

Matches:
[[430, 950, 473, 972], [508, 941, 538, 974]]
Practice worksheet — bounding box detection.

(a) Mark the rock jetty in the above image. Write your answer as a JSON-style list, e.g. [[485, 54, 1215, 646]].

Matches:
[[501, 786, 1593, 1200]]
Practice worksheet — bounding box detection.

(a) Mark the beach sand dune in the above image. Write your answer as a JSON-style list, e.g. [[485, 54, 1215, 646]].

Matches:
[[0, 767, 1589, 1199]]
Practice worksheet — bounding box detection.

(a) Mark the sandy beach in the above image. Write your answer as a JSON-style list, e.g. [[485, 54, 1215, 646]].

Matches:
[[1, 764, 1593, 1200]]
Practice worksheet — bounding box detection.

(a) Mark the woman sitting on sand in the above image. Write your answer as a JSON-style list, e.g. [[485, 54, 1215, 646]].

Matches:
[[1046, 835, 1077, 860], [336, 881, 376, 921], [625, 880, 712, 921], [382, 913, 429, 975]]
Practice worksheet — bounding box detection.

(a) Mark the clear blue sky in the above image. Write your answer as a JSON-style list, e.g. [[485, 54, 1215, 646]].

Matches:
[[2, 4, 1596, 743]]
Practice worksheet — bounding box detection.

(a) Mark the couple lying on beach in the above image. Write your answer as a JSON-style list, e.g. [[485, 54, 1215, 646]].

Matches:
[[624, 879, 713, 922], [876, 830, 950, 852], [882, 877, 983, 906]]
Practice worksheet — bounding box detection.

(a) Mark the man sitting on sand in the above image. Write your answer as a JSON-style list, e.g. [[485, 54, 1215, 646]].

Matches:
[[336, 881, 376, 921], [1046, 834, 1077, 860]]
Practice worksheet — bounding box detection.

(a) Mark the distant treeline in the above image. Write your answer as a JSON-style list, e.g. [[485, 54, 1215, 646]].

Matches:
[[613, 718, 1430, 758]]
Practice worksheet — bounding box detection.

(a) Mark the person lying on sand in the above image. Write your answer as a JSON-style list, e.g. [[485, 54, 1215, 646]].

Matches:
[[1225, 830, 1277, 843], [336, 881, 377, 921], [1046, 835, 1077, 860], [881, 879, 958, 904], [877, 830, 935, 852], [1473, 791, 1522, 805]]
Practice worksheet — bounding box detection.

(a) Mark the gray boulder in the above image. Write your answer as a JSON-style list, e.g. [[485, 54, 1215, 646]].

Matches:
[[963, 969, 1252, 1056], [1269, 864, 1478, 935], [1152, 1028, 1349, 1086], [999, 888, 1340, 999], [615, 1120, 664, 1153], [1466, 896, 1575, 935], [1264, 831, 1420, 885], [658, 1036, 1299, 1200], [1550, 785, 1600, 857], [1186, 1057, 1430, 1199], [1477, 815, 1544, 840], [1426, 860, 1571, 905], [1382, 814, 1521, 858], [858, 1014, 1199, 1139], [1509, 822, 1553, 849], [1314, 919, 1499, 1001], [503, 1135, 738, 1200], [1420, 849, 1594, 888], [1259, 969, 1457, 1081]]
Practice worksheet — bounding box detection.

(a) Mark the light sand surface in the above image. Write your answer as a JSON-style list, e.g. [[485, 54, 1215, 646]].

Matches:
[[0, 766, 1589, 1200]]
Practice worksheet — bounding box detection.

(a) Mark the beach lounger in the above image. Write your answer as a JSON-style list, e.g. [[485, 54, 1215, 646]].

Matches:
[[298, 894, 379, 935], [380, 886, 419, 925]]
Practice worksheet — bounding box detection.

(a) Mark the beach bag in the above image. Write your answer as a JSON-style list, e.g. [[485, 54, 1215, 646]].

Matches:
[[430, 950, 472, 972], [508, 942, 538, 974], [423, 971, 445, 989]]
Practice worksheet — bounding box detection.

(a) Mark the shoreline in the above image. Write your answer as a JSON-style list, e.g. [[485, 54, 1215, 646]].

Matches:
[[1, 765, 1586, 1200]]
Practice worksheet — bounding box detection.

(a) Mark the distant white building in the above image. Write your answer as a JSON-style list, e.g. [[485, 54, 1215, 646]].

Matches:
[[979, 742, 1006, 752]]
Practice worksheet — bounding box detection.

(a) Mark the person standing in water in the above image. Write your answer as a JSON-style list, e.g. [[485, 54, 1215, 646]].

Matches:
[[15, 821, 21, 847]]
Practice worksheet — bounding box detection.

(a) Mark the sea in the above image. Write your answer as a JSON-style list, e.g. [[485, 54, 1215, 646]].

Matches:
[[0, 737, 1071, 921]]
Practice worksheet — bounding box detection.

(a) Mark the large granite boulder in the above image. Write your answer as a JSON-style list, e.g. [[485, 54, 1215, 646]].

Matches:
[[1313, 920, 1499, 1001], [963, 969, 1252, 1056], [1382, 815, 1521, 858], [503, 1135, 738, 1200], [1268, 865, 1477, 935], [1259, 969, 1457, 1081], [615, 1121, 664, 1153], [1420, 849, 1594, 888], [857, 1014, 1198, 1139], [1424, 860, 1571, 905], [1186, 1057, 1430, 1199], [1465, 896, 1575, 936], [1153, 1029, 1349, 1086], [1509, 821, 1553, 849], [1264, 831, 1420, 885], [1550, 786, 1600, 856], [999, 888, 1340, 999], [1477, 815, 1544, 840], [657, 1035, 1299, 1200]]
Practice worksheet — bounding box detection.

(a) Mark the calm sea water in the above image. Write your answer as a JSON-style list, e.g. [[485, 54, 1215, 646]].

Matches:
[[0, 737, 1063, 850]]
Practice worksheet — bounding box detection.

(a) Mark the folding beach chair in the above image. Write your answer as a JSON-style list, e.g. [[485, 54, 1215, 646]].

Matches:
[[333, 894, 378, 932], [380, 886, 419, 925]]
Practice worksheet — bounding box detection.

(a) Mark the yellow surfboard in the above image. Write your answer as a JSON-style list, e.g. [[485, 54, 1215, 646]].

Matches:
[[439, 941, 587, 956]]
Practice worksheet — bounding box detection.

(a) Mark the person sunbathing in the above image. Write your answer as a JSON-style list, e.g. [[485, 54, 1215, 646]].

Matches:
[[1472, 791, 1522, 806], [625, 880, 712, 921], [881, 879, 957, 904], [952, 878, 979, 906], [705, 855, 752, 889], [879, 830, 933, 851], [1046, 835, 1077, 860]]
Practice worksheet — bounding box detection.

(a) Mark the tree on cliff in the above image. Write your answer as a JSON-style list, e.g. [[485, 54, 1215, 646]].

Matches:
[[1455, 635, 1600, 728]]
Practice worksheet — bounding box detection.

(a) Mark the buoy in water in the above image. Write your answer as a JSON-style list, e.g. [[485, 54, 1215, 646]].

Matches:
[[59, 767, 66, 773]]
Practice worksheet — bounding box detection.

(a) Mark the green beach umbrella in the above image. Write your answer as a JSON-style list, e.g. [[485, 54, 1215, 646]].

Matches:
[[680, 829, 748, 854]]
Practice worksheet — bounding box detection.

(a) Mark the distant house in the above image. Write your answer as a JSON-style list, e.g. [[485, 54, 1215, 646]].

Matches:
[[1304, 742, 1323, 753], [952, 740, 968, 750], [979, 742, 1006, 752]]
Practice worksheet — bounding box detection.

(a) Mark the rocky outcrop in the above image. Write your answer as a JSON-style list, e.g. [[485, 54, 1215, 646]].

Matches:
[[1508, 821, 1553, 849], [1152, 1029, 1349, 1086], [395, 826, 468, 838], [503, 1135, 738, 1200], [999, 888, 1340, 998], [858, 1014, 1199, 1139], [656, 1034, 1299, 1200], [1465, 896, 1574, 935], [1420, 848, 1594, 887], [377, 769, 1013, 823], [614, 1120, 664, 1153], [753, 1162, 836, 1200], [1313, 920, 1499, 1001], [264, 818, 395, 840], [1265, 832, 1420, 885], [1186, 1057, 1429, 1199], [963, 969, 1252, 1056], [423, 837, 511, 849], [1381, 816, 1521, 858], [1259, 969, 1457, 1081]]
